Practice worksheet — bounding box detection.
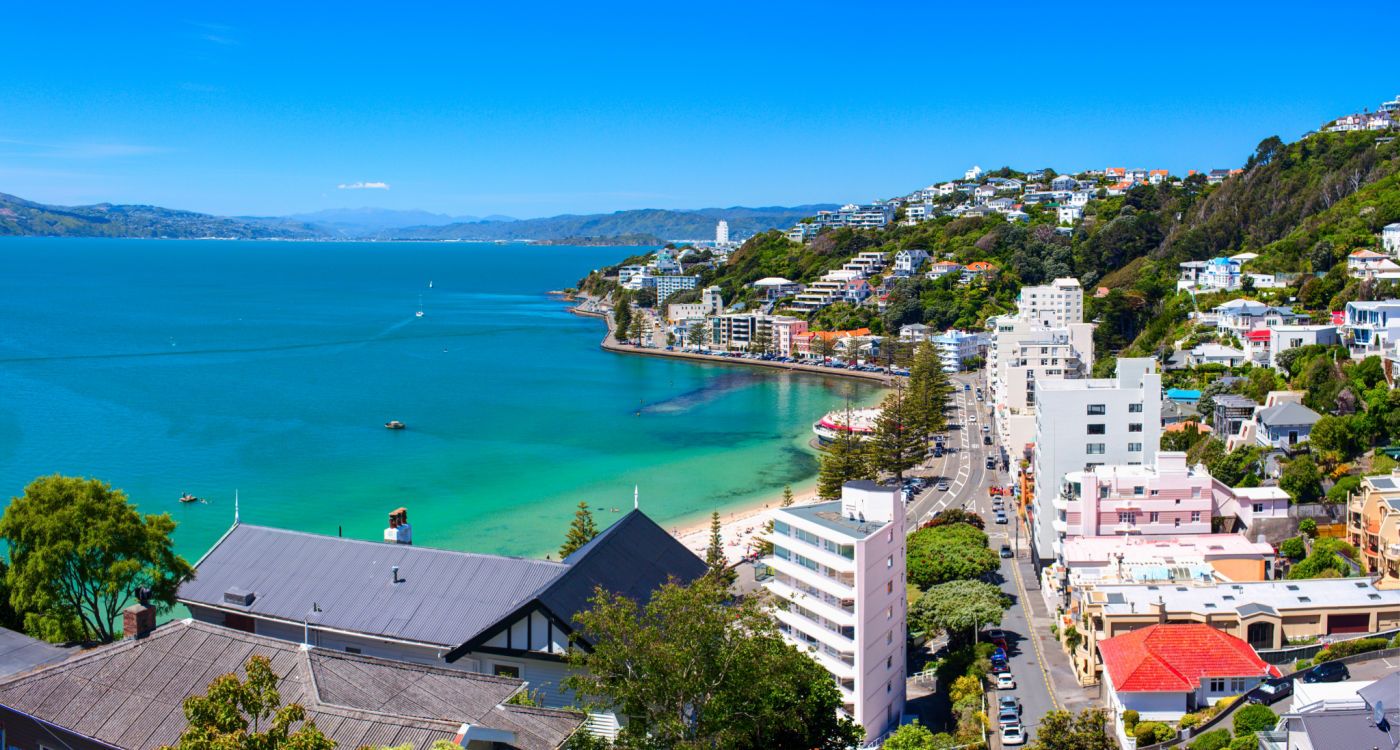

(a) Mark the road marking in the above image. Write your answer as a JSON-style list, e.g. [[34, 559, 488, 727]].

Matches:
[[1008, 529, 1060, 712]]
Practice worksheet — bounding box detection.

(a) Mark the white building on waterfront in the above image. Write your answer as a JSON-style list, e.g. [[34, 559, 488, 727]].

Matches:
[[763, 481, 907, 742], [1031, 358, 1162, 566], [715, 220, 729, 246]]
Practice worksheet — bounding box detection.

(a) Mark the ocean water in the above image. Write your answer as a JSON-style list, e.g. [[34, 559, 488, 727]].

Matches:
[[0, 239, 880, 561]]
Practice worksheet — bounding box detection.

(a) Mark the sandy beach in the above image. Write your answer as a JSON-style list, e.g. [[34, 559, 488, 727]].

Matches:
[[670, 484, 821, 565]]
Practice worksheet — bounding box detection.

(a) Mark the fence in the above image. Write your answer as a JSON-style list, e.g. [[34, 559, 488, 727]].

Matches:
[[1255, 627, 1400, 665]]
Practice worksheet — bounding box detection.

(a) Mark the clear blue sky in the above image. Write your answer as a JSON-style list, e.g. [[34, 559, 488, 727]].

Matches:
[[2, 2, 1396, 218]]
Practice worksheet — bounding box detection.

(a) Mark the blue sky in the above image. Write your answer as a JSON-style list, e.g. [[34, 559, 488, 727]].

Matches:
[[1, 2, 1396, 218]]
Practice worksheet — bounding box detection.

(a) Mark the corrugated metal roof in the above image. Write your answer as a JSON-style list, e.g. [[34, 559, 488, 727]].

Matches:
[[0, 627, 70, 679], [0, 619, 582, 750], [178, 524, 569, 647]]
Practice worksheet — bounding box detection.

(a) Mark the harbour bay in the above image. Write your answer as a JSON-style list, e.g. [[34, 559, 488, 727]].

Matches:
[[0, 238, 880, 562]]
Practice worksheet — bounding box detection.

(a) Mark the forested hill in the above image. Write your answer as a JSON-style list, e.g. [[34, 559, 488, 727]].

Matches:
[[380, 205, 836, 241], [0, 193, 323, 239], [590, 129, 1399, 367]]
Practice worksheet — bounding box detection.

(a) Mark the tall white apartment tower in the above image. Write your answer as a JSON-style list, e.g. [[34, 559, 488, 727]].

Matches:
[[715, 220, 730, 245], [763, 481, 907, 741], [1016, 277, 1085, 328]]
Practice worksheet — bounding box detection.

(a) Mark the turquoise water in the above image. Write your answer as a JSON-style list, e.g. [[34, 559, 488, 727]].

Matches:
[[0, 239, 880, 561]]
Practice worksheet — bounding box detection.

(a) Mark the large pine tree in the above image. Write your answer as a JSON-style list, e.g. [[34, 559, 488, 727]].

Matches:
[[869, 385, 925, 481], [817, 408, 876, 499], [907, 341, 951, 442], [559, 500, 600, 558]]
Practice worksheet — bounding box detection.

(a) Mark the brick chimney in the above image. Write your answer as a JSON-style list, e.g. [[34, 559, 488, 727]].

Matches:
[[123, 604, 156, 639]]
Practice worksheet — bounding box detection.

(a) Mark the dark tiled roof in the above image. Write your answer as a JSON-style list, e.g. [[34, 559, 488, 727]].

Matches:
[[178, 525, 568, 647], [0, 627, 69, 678], [0, 620, 582, 750]]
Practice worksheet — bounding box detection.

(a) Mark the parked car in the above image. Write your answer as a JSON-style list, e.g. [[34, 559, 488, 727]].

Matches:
[[997, 708, 1020, 728], [984, 628, 1007, 642], [995, 513, 1008, 524], [1000, 544, 1013, 558], [998, 695, 1021, 712], [984, 435, 992, 445], [992, 647, 1006, 660], [990, 659, 1010, 674], [1001, 725, 1027, 746], [936, 480, 950, 491], [1250, 675, 1294, 704], [1302, 662, 1350, 683], [996, 672, 1016, 690]]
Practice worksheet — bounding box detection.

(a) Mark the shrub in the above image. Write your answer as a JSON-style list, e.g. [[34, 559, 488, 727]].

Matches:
[[1315, 637, 1389, 662], [1122, 709, 1140, 731], [1178, 713, 1202, 730], [1294, 658, 1312, 671], [1188, 729, 1231, 750], [1298, 518, 1318, 537], [1134, 721, 1174, 745], [1228, 734, 1259, 750], [1233, 703, 1278, 735], [1391, 633, 1400, 648], [1279, 536, 1306, 560]]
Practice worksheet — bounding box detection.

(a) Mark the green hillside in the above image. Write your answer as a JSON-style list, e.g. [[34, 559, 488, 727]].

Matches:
[[0, 193, 322, 239]]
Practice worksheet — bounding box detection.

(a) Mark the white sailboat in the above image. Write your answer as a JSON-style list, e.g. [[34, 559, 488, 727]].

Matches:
[[416, 294, 424, 318]]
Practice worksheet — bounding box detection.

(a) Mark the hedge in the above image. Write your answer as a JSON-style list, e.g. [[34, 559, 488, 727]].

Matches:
[[1314, 637, 1389, 663]]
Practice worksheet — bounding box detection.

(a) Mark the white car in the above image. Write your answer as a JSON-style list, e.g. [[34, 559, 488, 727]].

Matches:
[[968, 413, 976, 422], [1001, 725, 1027, 746], [996, 672, 1016, 689]]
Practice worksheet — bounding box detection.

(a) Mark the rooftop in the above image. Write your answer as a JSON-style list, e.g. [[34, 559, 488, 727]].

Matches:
[[1100, 624, 1278, 693], [0, 627, 69, 679], [0, 619, 583, 750], [786, 498, 891, 539], [1255, 401, 1321, 427], [1063, 534, 1274, 565], [1092, 577, 1400, 616]]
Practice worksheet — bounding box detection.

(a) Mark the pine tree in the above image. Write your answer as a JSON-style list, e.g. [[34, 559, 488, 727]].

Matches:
[[559, 501, 600, 558], [781, 485, 794, 506], [870, 385, 924, 481], [628, 311, 646, 344], [613, 291, 632, 341], [908, 341, 951, 442], [817, 408, 875, 499], [705, 511, 726, 577]]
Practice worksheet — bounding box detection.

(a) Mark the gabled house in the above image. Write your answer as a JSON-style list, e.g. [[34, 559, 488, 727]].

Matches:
[[1148, 169, 1170, 184], [0, 618, 584, 750], [177, 511, 706, 708], [1347, 249, 1399, 279], [1187, 343, 1247, 367], [925, 260, 964, 280], [1252, 396, 1321, 450], [1050, 174, 1078, 191]]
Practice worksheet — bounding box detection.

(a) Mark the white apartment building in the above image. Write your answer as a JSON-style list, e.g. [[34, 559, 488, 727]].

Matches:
[[653, 274, 698, 303], [715, 220, 729, 245], [763, 481, 907, 742], [1016, 278, 1084, 328], [666, 285, 723, 323], [987, 315, 1095, 457], [1031, 358, 1162, 566]]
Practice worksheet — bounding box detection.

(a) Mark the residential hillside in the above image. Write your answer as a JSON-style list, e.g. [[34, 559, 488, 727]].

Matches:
[[381, 205, 837, 242], [0, 193, 323, 239]]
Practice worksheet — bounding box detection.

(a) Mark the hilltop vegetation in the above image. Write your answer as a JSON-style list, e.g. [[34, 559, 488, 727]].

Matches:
[[381, 205, 836, 241], [0, 192, 322, 239]]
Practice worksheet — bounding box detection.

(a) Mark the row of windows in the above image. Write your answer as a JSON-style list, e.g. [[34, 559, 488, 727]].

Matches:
[[771, 522, 854, 559], [1086, 403, 1145, 415], [1116, 511, 1203, 524], [1085, 443, 1143, 454]]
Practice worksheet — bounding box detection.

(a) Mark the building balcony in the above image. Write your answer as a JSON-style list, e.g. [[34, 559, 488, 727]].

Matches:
[[765, 577, 856, 627], [763, 532, 856, 573], [765, 555, 855, 595], [1114, 523, 1141, 535], [772, 606, 856, 658], [1052, 516, 1068, 534]]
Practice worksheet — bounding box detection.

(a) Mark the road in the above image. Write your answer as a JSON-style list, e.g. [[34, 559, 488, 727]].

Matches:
[[905, 372, 1056, 748]]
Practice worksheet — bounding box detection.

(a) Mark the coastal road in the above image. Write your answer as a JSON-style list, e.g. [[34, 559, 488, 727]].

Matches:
[[904, 372, 1057, 747]]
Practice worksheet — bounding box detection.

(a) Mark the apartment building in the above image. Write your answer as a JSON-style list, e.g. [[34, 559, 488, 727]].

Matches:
[[762, 482, 907, 742], [929, 329, 987, 372], [988, 315, 1096, 459], [771, 316, 810, 358], [1031, 358, 1162, 566], [1347, 471, 1400, 583], [813, 203, 896, 230], [1342, 299, 1400, 357], [653, 274, 697, 303], [1016, 278, 1085, 328], [666, 285, 723, 324], [1058, 453, 1214, 543], [712, 312, 776, 351]]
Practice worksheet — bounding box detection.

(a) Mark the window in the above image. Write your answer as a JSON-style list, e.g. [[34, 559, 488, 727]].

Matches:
[[1209, 678, 1225, 692], [1086, 443, 1105, 455], [1128, 443, 1143, 452], [1133, 486, 1145, 496], [1087, 404, 1106, 415], [1118, 512, 1135, 524], [887, 555, 893, 568], [493, 664, 522, 679], [1128, 423, 1143, 432], [773, 520, 791, 536], [886, 581, 894, 594], [1252, 503, 1264, 513], [1174, 518, 1181, 527], [1129, 403, 1143, 413], [1191, 511, 1202, 522], [344, 646, 361, 655], [887, 655, 893, 669], [1149, 512, 1160, 523], [886, 630, 893, 645], [1087, 424, 1106, 435], [887, 606, 894, 620]]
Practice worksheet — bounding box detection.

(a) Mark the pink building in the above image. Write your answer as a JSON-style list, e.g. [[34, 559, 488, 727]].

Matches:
[[771, 317, 809, 358], [1061, 453, 1214, 539]]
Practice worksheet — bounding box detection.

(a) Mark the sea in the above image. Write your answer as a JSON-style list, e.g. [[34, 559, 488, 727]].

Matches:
[[0, 238, 881, 562]]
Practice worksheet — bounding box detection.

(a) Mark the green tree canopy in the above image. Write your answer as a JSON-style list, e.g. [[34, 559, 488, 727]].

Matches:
[[1233, 703, 1278, 735], [1280, 456, 1323, 504], [906, 524, 999, 590], [817, 408, 876, 500], [869, 386, 925, 480], [162, 654, 334, 750], [1030, 709, 1114, 750], [908, 579, 1009, 643], [564, 577, 863, 750], [0, 475, 194, 643], [559, 500, 600, 559]]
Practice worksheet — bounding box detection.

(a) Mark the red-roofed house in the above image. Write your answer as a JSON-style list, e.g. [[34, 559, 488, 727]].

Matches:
[[1244, 327, 1273, 364], [1101, 624, 1280, 726]]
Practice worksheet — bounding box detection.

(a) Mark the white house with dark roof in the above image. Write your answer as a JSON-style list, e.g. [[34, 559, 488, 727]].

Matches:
[[1253, 399, 1322, 450], [177, 510, 705, 709]]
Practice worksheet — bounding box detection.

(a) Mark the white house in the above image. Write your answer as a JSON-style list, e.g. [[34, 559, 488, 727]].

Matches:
[[1343, 299, 1400, 357], [1346, 249, 1399, 279], [964, 165, 983, 180], [1179, 257, 1242, 291], [1187, 343, 1247, 367], [1057, 205, 1083, 225], [1100, 624, 1279, 731], [1384, 222, 1400, 255], [763, 481, 907, 741], [1050, 175, 1078, 191], [892, 249, 930, 277], [752, 277, 803, 299], [1268, 325, 1339, 369], [898, 323, 930, 342]]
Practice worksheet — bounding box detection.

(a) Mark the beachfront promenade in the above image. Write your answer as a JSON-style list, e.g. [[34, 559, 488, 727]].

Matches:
[[567, 296, 896, 386]]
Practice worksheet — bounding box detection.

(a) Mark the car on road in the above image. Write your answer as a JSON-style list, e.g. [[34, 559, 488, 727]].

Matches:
[[984, 628, 1006, 642], [997, 708, 1020, 728], [983, 435, 992, 445], [964, 384, 971, 391], [990, 659, 1010, 674], [998, 695, 1021, 712], [1000, 725, 1027, 746], [936, 480, 950, 491], [1000, 543, 1013, 558], [991, 647, 1006, 660], [995, 512, 1008, 524], [1249, 675, 1293, 704], [1301, 662, 1350, 683], [995, 672, 1016, 690], [967, 413, 976, 422], [986, 457, 996, 469], [932, 447, 944, 458]]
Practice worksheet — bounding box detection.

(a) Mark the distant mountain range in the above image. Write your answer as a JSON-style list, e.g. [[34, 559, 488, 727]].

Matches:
[[0, 192, 833, 244]]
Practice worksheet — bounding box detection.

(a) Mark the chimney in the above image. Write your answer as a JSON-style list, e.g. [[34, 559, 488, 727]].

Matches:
[[123, 604, 156, 639], [383, 507, 412, 545]]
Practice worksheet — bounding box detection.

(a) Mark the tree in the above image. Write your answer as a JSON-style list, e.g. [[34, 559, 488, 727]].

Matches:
[[781, 485, 794, 507], [882, 722, 957, 750], [1309, 415, 1358, 458], [1298, 518, 1318, 538], [162, 655, 334, 750], [924, 508, 985, 530], [907, 524, 999, 589], [704, 511, 727, 578], [559, 501, 599, 559], [1233, 703, 1277, 735], [817, 409, 875, 500], [613, 291, 632, 340], [564, 577, 864, 750], [907, 342, 951, 441], [0, 475, 194, 643], [627, 310, 646, 345], [1188, 729, 1231, 750], [1280, 456, 1323, 504], [869, 386, 924, 481], [812, 334, 834, 361], [687, 319, 710, 349], [1030, 709, 1114, 750], [908, 579, 1009, 643]]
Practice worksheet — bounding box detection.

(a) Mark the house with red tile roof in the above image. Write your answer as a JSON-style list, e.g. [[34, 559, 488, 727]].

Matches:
[[1100, 624, 1279, 726]]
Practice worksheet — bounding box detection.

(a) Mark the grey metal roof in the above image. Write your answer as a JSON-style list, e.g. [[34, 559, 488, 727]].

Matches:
[[1256, 402, 1321, 428], [0, 627, 69, 679], [1235, 602, 1277, 617], [1357, 671, 1399, 710], [1290, 707, 1400, 749], [786, 500, 891, 539], [178, 524, 569, 647], [0, 619, 582, 750]]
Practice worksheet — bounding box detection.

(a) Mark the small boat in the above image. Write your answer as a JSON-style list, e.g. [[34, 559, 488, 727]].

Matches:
[[385, 420, 407, 430], [415, 294, 424, 318], [178, 493, 202, 504]]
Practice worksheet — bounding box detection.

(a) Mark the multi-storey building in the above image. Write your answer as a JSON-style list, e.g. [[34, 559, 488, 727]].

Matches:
[[1342, 299, 1400, 357], [711, 312, 775, 351], [1031, 358, 1162, 566], [715, 220, 729, 245], [1058, 453, 1214, 542], [770, 316, 809, 358], [763, 481, 907, 742], [929, 329, 987, 372], [987, 316, 1095, 457], [892, 249, 929, 277], [1016, 278, 1084, 328], [1384, 222, 1400, 255], [653, 274, 697, 303], [1347, 470, 1400, 583]]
